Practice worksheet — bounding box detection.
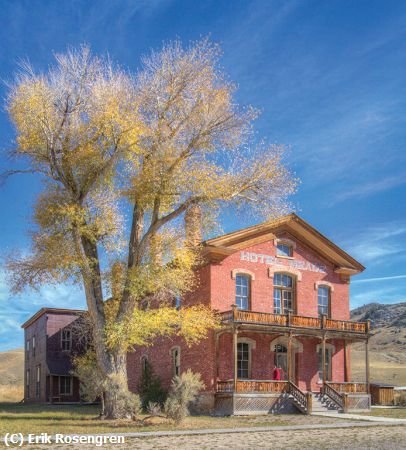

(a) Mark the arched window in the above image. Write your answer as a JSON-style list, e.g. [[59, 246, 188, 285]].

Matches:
[[273, 273, 295, 314], [235, 274, 250, 310], [171, 347, 180, 377], [141, 355, 149, 376], [318, 286, 330, 317]]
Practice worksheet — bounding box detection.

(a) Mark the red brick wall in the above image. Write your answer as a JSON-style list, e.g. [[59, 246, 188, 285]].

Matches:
[[210, 232, 349, 319], [127, 232, 351, 395]]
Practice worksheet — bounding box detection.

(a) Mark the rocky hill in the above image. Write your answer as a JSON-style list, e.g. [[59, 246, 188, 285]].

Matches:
[[350, 302, 406, 386], [351, 302, 406, 329]]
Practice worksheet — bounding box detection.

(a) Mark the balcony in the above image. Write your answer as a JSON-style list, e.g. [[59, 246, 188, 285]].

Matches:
[[220, 308, 370, 336]]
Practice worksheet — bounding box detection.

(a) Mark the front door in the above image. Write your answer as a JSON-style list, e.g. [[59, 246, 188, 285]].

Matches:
[[275, 345, 288, 380]]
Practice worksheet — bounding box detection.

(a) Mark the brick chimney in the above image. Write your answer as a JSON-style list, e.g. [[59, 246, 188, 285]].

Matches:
[[185, 204, 202, 247]]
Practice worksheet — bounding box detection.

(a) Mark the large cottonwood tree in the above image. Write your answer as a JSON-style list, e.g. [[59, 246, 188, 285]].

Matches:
[[5, 41, 296, 418]]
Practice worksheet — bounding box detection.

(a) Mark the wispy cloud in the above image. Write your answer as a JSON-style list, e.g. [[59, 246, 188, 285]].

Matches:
[[332, 173, 406, 204], [344, 222, 406, 263], [353, 274, 406, 284], [0, 269, 85, 351]]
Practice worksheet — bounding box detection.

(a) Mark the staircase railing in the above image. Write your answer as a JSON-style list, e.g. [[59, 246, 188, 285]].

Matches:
[[322, 382, 344, 410], [288, 381, 312, 414]]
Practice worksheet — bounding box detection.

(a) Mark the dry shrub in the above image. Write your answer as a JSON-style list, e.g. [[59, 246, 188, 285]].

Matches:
[[394, 391, 406, 406], [164, 370, 204, 424]]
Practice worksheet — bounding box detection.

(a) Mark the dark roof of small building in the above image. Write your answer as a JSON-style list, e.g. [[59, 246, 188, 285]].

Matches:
[[47, 357, 75, 376], [21, 307, 85, 329]]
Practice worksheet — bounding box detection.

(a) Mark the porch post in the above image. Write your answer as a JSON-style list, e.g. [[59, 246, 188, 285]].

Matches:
[[344, 340, 349, 382], [322, 334, 326, 385], [232, 327, 238, 391], [287, 333, 292, 382], [50, 375, 53, 403], [215, 332, 220, 380], [365, 338, 370, 394]]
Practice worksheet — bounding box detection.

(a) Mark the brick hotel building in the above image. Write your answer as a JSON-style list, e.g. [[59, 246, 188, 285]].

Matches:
[[23, 214, 372, 414]]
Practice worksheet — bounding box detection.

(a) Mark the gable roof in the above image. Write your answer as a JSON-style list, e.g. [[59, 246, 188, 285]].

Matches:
[[21, 307, 85, 329], [203, 213, 365, 275]]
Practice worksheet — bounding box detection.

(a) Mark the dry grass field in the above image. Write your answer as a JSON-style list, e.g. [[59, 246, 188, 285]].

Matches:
[[0, 348, 24, 402]]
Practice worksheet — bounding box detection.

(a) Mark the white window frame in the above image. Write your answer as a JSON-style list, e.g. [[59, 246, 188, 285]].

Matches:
[[235, 274, 250, 310], [35, 365, 41, 398], [26, 369, 30, 399], [61, 329, 72, 351], [318, 285, 331, 317]]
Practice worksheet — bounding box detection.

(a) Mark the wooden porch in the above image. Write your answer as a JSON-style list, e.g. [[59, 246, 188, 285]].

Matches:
[[214, 306, 372, 415]]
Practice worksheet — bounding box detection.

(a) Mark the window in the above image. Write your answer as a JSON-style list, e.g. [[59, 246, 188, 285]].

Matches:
[[237, 342, 250, 379], [171, 347, 180, 377], [32, 336, 36, 357], [36, 365, 41, 398], [141, 356, 149, 375], [26, 339, 30, 357], [26, 369, 30, 399], [318, 348, 332, 382], [318, 286, 330, 317], [59, 376, 72, 395], [235, 274, 250, 310], [61, 329, 72, 351], [175, 296, 181, 310], [276, 243, 292, 257], [273, 273, 294, 314]]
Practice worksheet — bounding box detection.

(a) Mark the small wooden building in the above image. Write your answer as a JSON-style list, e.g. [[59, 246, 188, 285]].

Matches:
[[370, 383, 395, 405]]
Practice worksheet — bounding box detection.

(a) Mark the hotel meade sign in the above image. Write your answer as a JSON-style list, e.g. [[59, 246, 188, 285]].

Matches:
[[240, 251, 327, 274]]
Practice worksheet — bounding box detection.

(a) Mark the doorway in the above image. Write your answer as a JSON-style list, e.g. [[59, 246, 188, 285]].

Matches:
[[274, 344, 288, 380]]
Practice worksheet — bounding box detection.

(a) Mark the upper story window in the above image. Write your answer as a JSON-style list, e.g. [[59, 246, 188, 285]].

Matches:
[[318, 286, 330, 317], [61, 329, 72, 351], [273, 273, 294, 314], [276, 243, 293, 258], [26, 339, 30, 357], [235, 274, 250, 310], [32, 336, 36, 357]]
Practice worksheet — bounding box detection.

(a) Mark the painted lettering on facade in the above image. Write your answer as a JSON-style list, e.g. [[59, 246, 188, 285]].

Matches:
[[240, 251, 326, 273]]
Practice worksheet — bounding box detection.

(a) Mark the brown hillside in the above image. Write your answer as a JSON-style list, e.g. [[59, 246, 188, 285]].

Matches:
[[350, 302, 406, 386], [0, 348, 24, 385]]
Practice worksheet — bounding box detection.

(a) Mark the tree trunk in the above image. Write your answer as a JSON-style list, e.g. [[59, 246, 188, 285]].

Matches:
[[94, 337, 130, 419]]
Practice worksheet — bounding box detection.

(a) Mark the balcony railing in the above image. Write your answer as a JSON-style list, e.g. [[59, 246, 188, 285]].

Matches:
[[220, 308, 370, 334]]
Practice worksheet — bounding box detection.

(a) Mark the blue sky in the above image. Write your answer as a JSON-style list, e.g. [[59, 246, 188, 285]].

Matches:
[[0, 0, 405, 351]]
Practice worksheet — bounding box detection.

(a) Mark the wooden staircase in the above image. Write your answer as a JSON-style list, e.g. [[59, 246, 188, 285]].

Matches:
[[311, 392, 342, 414]]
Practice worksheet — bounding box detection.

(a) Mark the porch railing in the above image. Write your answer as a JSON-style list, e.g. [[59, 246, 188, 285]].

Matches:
[[322, 382, 344, 409], [216, 379, 311, 414], [220, 309, 370, 334], [327, 382, 367, 393]]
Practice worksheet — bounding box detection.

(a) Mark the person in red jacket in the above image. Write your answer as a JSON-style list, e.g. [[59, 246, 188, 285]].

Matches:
[[273, 365, 281, 380]]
